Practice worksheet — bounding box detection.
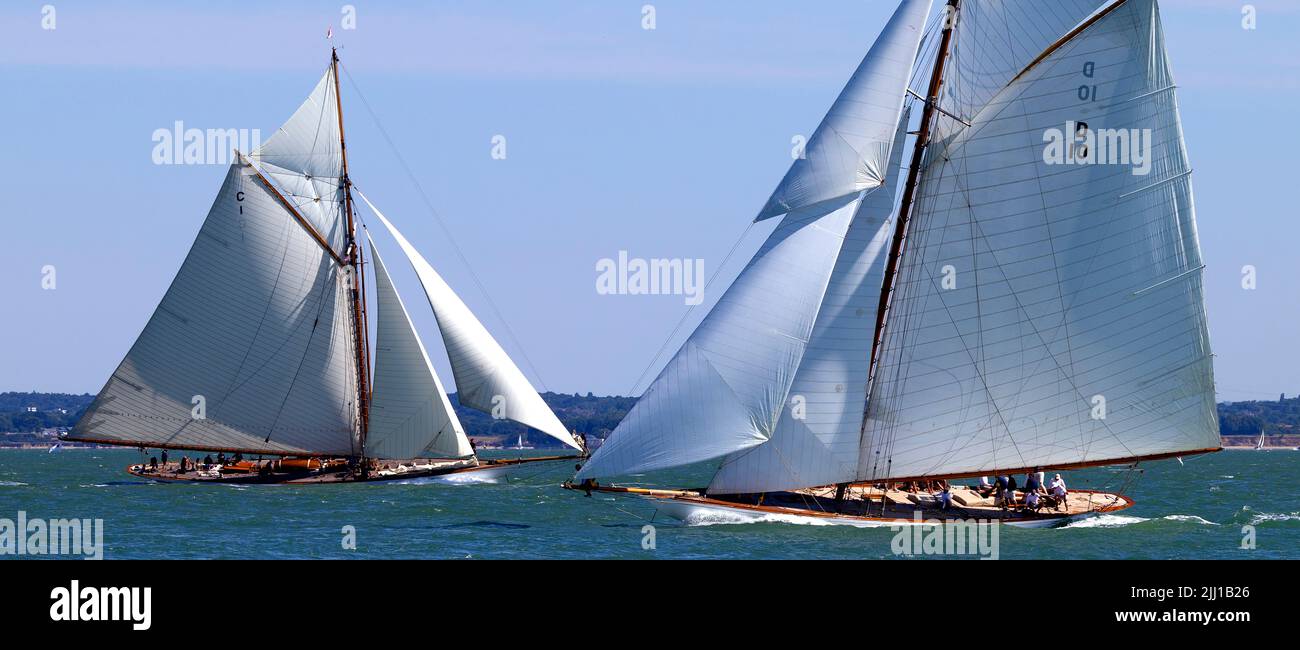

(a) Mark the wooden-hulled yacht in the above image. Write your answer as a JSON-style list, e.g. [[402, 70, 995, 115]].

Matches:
[[68, 49, 585, 484], [566, 0, 1220, 527]]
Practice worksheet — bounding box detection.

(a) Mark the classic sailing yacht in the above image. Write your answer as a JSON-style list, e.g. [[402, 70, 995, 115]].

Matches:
[[66, 49, 584, 484], [567, 0, 1220, 527]]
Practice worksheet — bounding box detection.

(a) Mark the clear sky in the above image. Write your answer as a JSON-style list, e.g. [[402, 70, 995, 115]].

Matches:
[[1, 0, 1297, 403]]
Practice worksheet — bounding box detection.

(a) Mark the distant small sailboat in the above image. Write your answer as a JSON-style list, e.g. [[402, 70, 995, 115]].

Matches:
[[67, 49, 583, 484], [506, 433, 534, 451], [48, 443, 61, 454], [1255, 427, 1267, 451], [568, 0, 1220, 527]]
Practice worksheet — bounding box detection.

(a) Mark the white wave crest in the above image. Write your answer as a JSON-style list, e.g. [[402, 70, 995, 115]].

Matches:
[[1249, 512, 1300, 525], [1062, 514, 1149, 529], [1163, 514, 1218, 526]]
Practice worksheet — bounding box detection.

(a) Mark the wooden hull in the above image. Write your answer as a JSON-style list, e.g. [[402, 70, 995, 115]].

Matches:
[[566, 483, 1134, 529], [126, 455, 581, 485]]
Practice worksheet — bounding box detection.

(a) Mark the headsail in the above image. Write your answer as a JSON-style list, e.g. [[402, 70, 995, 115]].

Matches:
[[757, 0, 931, 221], [366, 239, 474, 460], [578, 194, 867, 480], [707, 109, 911, 494], [859, 0, 1218, 482], [577, 0, 929, 483], [359, 191, 581, 451]]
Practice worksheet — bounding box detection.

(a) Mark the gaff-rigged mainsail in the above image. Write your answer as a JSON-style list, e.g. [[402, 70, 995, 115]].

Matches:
[[69, 65, 360, 456], [358, 191, 582, 452], [859, 0, 1219, 482], [366, 240, 474, 460], [577, 0, 931, 482]]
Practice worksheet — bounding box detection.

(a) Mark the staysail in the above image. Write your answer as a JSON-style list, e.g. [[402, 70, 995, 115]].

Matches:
[[366, 240, 474, 459], [757, 0, 932, 221], [577, 0, 928, 482], [859, 0, 1219, 482], [358, 191, 582, 451]]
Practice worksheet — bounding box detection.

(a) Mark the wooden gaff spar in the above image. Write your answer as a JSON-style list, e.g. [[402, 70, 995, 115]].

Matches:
[[68, 49, 585, 484], [565, 0, 1222, 527]]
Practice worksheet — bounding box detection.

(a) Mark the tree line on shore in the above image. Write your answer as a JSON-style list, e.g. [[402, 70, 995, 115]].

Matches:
[[3, 390, 1294, 445]]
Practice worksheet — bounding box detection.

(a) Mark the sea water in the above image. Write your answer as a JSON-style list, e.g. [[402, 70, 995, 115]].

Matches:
[[1, 448, 1295, 559]]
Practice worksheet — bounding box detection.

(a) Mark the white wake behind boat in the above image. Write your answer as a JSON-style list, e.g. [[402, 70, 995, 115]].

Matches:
[[567, 0, 1220, 528], [67, 49, 584, 484]]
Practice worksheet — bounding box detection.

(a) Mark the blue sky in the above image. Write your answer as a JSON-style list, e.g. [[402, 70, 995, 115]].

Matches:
[[2, 0, 1297, 403]]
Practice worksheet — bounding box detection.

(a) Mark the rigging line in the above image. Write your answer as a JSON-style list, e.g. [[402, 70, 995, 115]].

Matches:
[[1016, 86, 1088, 462], [624, 220, 757, 397], [908, 152, 1033, 474], [338, 63, 552, 392], [949, 181, 1141, 465]]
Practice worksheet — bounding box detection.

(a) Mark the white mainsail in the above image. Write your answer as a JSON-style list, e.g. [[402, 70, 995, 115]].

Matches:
[[859, 0, 1218, 482], [707, 110, 910, 494], [577, 0, 928, 482], [71, 76, 360, 455], [366, 240, 474, 460], [757, 0, 932, 221], [358, 191, 582, 451]]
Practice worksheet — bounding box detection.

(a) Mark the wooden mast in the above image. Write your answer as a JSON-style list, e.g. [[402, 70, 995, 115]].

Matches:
[[332, 47, 371, 456], [855, 0, 960, 513], [867, 0, 960, 385]]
